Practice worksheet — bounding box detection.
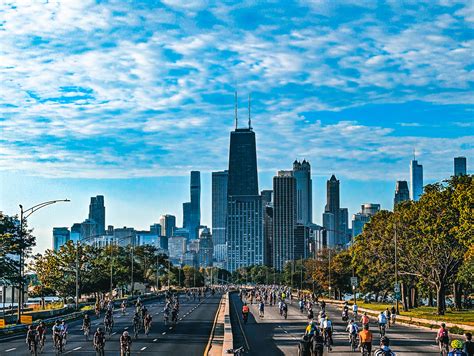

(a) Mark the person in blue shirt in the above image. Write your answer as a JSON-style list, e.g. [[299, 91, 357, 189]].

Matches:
[[449, 339, 468, 356]]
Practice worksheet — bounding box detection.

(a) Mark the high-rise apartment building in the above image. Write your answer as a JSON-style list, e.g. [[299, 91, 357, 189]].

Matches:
[[352, 203, 381, 237], [89, 195, 105, 235], [159, 214, 176, 238], [198, 227, 214, 268], [53, 227, 70, 251], [394, 181, 410, 208], [293, 160, 312, 226], [70, 223, 81, 243], [226, 111, 264, 272], [410, 158, 423, 201], [454, 157, 467, 176], [272, 170, 296, 271], [189, 171, 201, 240], [261, 190, 273, 266], [323, 175, 346, 246], [212, 170, 228, 262], [339, 208, 349, 244]]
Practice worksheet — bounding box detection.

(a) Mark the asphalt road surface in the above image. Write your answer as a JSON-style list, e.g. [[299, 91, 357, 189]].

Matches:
[[230, 292, 442, 356], [0, 292, 222, 355]]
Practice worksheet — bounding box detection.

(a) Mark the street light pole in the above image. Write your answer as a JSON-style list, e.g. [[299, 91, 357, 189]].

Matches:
[[131, 239, 135, 296], [75, 241, 79, 310], [17, 199, 70, 323], [395, 225, 400, 314]]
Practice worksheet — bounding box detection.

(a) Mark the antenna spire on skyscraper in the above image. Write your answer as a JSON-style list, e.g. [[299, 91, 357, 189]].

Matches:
[[248, 93, 252, 130], [234, 91, 238, 130], [413, 148, 416, 161]]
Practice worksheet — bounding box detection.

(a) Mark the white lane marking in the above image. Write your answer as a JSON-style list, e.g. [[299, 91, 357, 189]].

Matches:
[[5, 349, 16, 352], [179, 318, 183, 321], [112, 332, 117, 335], [169, 326, 172, 330], [124, 327, 128, 330], [153, 338, 158, 342], [162, 332, 166, 335], [73, 347, 82, 351], [141, 347, 147, 351]]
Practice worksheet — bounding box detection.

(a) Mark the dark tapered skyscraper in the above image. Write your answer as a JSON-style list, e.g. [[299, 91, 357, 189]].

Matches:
[[394, 180, 410, 208], [454, 157, 467, 176], [189, 171, 201, 240], [293, 160, 312, 226], [226, 98, 264, 272], [324, 175, 340, 245], [89, 195, 105, 235]]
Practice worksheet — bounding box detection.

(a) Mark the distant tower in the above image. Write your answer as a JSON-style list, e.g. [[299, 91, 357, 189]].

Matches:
[[212, 170, 228, 263], [159, 215, 176, 238], [189, 171, 201, 240], [324, 175, 341, 246], [410, 156, 423, 201], [394, 181, 410, 208], [454, 157, 467, 176], [89, 195, 105, 235], [293, 160, 312, 226]]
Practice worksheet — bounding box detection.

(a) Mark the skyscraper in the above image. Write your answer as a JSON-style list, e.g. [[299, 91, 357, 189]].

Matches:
[[394, 180, 410, 208], [159, 214, 176, 238], [189, 171, 201, 240], [182, 202, 191, 232], [53, 227, 70, 251], [88, 195, 105, 235], [226, 99, 264, 272], [272, 171, 296, 271], [454, 157, 467, 176], [293, 160, 312, 226], [324, 175, 342, 246], [339, 208, 349, 244], [410, 158, 423, 201], [262, 190, 273, 267], [212, 170, 228, 263], [352, 203, 381, 237]]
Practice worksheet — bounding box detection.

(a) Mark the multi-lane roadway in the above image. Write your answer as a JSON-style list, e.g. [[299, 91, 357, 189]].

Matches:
[[230, 292, 442, 355], [0, 293, 222, 355]]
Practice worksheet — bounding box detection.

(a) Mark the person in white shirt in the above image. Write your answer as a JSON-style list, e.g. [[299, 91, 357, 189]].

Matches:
[[322, 318, 334, 350], [346, 319, 359, 342], [378, 311, 388, 336]]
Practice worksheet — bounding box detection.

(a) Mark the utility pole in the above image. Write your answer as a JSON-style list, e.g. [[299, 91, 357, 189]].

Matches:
[[395, 225, 400, 314], [131, 240, 134, 296], [75, 242, 79, 310], [168, 259, 171, 290], [156, 254, 159, 292], [109, 244, 113, 297], [328, 249, 332, 299], [300, 261, 303, 290]]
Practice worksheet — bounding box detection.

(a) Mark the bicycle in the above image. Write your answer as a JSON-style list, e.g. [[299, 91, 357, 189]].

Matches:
[[360, 343, 370, 356], [379, 323, 386, 337], [95, 343, 105, 356], [38, 334, 45, 354], [53, 334, 63, 354], [121, 343, 131, 356], [28, 338, 38, 356], [439, 341, 449, 356], [350, 333, 358, 352], [133, 321, 140, 340], [226, 346, 245, 355], [83, 325, 90, 341], [144, 322, 151, 336]]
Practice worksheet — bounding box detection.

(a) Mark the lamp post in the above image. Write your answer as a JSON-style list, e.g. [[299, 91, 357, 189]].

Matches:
[[17, 199, 70, 323]]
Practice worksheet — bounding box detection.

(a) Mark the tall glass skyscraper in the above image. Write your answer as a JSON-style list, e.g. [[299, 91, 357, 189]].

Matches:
[[89, 195, 105, 235], [53, 227, 70, 251], [272, 170, 296, 271], [226, 126, 264, 272], [454, 157, 467, 176], [212, 170, 228, 262], [410, 159, 423, 201], [293, 160, 312, 226], [324, 175, 342, 246], [189, 171, 201, 240], [159, 214, 176, 239]]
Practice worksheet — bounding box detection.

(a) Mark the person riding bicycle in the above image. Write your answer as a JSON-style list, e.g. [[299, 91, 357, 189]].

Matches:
[[242, 303, 250, 319], [83, 314, 91, 330], [93, 327, 106, 354], [346, 319, 359, 343], [144, 313, 152, 334], [464, 332, 474, 356], [359, 324, 373, 354], [361, 312, 370, 327], [352, 302, 359, 316], [384, 308, 392, 327], [374, 336, 396, 356], [307, 307, 314, 320], [449, 339, 468, 356], [259, 301, 265, 318], [141, 305, 148, 322], [52, 320, 63, 349], [120, 331, 132, 355], [121, 300, 127, 314], [26, 325, 38, 352], [322, 317, 333, 351], [378, 311, 388, 335], [60, 319, 68, 344], [104, 311, 114, 331], [36, 321, 46, 346], [437, 323, 450, 353], [133, 312, 141, 329], [305, 320, 318, 337], [282, 302, 288, 318], [171, 306, 178, 324]]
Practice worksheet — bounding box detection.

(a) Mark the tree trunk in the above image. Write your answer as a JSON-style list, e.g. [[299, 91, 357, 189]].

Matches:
[[453, 283, 462, 310], [401, 282, 409, 311], [437, 284, 445, 315], [428, 291, 434, 307], [410, 286, 417, 308], [413, 287, 419, 308]]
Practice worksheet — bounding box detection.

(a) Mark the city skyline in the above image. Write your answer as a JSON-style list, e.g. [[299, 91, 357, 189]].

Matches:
[[1, 0, 473, 254]]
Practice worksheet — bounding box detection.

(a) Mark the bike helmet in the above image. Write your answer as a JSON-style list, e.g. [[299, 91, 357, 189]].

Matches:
[[123, 331, 129, 337], [441, 323, 446, 328], [451, 339, 463, 350], [97, 327, 102, 332], [28, 325, 34, 330], [55, 320, 60, 325]]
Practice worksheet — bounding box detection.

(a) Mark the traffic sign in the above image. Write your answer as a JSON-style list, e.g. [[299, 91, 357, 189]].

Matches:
[[350, 277, 358, 287], [20, 315, 33, 324], [394, 291, 401, 300], [394, 283, 400, 293]]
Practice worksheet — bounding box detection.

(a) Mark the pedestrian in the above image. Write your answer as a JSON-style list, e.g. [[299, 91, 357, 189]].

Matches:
[[259, 301, 265, 318]]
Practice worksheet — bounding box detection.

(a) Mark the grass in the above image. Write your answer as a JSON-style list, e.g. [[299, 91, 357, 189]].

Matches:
[[357, 302, 474, 327]]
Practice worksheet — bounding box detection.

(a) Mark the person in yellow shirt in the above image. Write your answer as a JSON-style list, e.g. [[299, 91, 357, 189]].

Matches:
[[359, 324, 373, 354]]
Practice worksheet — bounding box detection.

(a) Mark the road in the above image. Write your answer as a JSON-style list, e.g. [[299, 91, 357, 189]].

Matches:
[[0, 292, 222, 355], [230, 292, 442, 355]]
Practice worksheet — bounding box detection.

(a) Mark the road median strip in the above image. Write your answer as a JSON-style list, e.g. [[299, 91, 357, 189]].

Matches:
[[204, 293, 226, 356]]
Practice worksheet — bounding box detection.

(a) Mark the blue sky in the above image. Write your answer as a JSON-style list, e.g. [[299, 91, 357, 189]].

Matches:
[[0, 0, 473, 253]]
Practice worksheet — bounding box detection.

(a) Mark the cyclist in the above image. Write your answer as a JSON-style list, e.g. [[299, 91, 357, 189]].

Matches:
[[133, 311, 141, 334], [82, 314, 91, 339], [120, 330, 132, 356], [61, 320, 68, 345], [352, 302, 359, 318], [322, 317, 333, 351], [163, 306, 170, 325], [346, 319, 359, 345], [93, 327, 106, 356], [374, 336, 396, 356], [36, 321, 46, 351], [305, 320, 318, 337], [378, 311, 388, 336], [464, 332, 474, 356], [390, 306, 396, 325], [359, 324, 373, 355], [121, 300, 127, 315], [104, 311, 114, 333], [95, 301, 101, 318], [52, 320, 63, 351], [361, 312, 370, 327], [449, 339, 467, 356], [242, 302, 250, 323], [437, 323, 450, 354], [384, 308, 392, 328], [307, 307, 314, 320], [171, 306, 178, 325], [141, 305, 148, 325], [144, 313, 152, 335], [299, 299, 305, 313], [282, 302, 288, 319], [259, 301, 265, 318], [26, 325, 38, 354]]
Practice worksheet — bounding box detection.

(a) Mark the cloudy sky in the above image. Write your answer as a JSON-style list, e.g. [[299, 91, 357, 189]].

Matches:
[[0, 0, 472, 253]]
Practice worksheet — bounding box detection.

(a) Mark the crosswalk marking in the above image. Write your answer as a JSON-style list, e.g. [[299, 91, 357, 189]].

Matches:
[[141, 347, 147, 351], [5, 348, 16, 352]]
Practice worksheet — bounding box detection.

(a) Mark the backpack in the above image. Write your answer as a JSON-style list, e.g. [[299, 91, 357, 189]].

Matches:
[[440, 329, 449, 343]]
